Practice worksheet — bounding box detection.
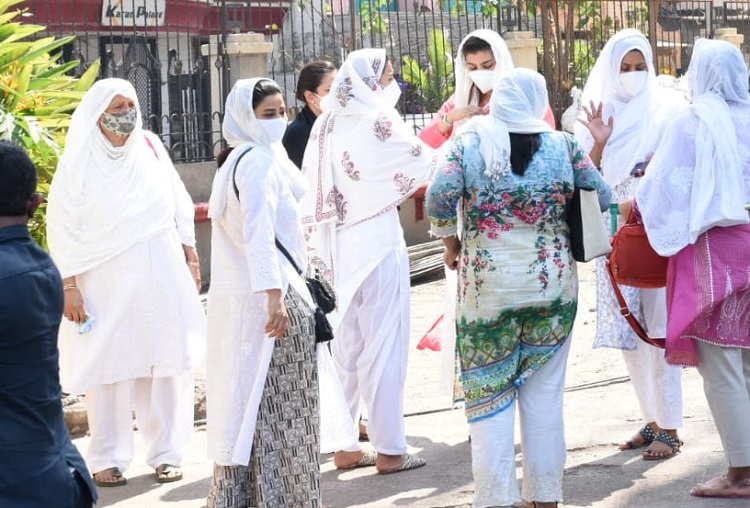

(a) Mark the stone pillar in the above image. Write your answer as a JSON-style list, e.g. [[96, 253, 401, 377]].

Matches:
[[201, 33, 274, 155], [714, 27, 745, 50], [504, 31, 541, 71]]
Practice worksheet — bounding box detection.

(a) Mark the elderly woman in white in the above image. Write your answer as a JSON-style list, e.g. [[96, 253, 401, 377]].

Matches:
[[205, 78, 320, 507], [575, 29, 686, 460], [47, 78, 205, 487]]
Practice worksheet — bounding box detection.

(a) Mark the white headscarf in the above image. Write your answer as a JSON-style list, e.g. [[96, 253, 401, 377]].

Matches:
[[574, 29, 659, 186], [47, 78, 182, 278], [304, 48, 433, 229], [454, 29, 515, 109], [637, 39, 750, 256], [209, 78, 306, 219], [458, 68, 552, 179], [301, 48, 435, 283]]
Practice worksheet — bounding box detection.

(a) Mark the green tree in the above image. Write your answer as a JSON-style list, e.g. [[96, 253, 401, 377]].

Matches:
[[401, 28, 454, 112], [0, 0, 100, 247]]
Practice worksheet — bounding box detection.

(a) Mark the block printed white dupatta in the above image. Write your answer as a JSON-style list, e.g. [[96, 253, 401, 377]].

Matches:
[[300, 48, 436, 309]]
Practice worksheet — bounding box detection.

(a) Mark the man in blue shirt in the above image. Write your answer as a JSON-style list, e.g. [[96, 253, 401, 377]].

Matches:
[[0, 141, 97, 507]]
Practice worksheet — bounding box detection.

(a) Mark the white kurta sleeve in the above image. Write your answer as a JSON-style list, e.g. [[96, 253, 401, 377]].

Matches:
[[147, 131, 197, 246], [171, 171, 197, 247], [235, 152, 284, 292]]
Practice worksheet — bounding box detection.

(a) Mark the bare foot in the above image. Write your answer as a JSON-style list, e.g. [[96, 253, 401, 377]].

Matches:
[[691, 475, 750, 498]]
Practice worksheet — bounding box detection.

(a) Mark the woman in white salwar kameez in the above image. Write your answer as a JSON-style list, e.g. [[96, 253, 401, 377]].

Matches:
[[205, 78, 320, 508], [301, 48, 435, 474], [574, 29, 686, 460], [47, 78, 205, 487]]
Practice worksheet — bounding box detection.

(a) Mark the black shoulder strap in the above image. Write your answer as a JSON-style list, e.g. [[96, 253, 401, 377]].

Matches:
[[229, 146, 303, 277], [275, 239, 303, 276], [232, 148, 254, 200]]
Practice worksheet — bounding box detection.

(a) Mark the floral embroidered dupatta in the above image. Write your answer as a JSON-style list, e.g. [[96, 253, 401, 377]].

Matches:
[[300, 48, 436, 286]]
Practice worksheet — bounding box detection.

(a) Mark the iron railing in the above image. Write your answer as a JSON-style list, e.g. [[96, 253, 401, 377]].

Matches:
[[19, 0, 750, 162]]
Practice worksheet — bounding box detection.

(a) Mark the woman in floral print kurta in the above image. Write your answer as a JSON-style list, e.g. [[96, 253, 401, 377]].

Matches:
[[427, 69, 610, 508]]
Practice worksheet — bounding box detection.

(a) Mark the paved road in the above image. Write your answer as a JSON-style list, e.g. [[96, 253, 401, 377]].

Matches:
[[77, 262, 739, 508]]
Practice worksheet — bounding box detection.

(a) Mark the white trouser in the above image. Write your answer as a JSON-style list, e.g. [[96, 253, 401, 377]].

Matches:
[[86, 372, 194, 474], [622, 288, 684, 430], [332, 250, 409, 456], [695, 340, 750, 467], [470, 338, 572, 508]]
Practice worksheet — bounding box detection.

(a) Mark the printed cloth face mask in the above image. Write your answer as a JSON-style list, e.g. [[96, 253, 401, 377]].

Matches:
[[100, 108, 138, 136]]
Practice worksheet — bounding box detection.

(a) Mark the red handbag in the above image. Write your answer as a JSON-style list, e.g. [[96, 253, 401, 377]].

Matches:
[[608, 208, 668, 289], [605, 208, 668, 348]]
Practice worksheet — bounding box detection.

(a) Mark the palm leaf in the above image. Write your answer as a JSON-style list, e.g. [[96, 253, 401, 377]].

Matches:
[[20, 35, 75, 65], [74, 59, 100, 91]]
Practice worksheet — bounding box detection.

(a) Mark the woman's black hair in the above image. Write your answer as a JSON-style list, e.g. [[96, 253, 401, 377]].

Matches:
[[217, 146, 233, 168], [217, 79, 283, 168], [252, 79, 283, 109], [462, 36, 492, 58], [295, 61, 336, 103], [508, 133, 542, 176]]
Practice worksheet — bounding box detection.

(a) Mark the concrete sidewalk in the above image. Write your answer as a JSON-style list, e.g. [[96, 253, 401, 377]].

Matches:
[[77, 262, 739, 508]]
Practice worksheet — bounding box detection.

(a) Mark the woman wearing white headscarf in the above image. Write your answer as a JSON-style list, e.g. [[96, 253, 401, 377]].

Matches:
[[636, 39, 750, 499], [427, 68, 610, 508], [205, 78, 320, 507], [301, 48, 434, 474], [47, 78, 205, 487], [419, 29, 555, 149], [574, 28, 686, 459]]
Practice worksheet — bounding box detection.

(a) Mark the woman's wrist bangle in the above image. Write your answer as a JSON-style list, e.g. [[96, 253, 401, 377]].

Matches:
[[187, 261, 199, 267], [63, 284, 78, 291], [441, 113, 453, 126]]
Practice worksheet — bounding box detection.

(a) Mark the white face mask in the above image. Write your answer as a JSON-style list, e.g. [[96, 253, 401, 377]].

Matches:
[[379, 81, 401, 107], [468, 69, 495, 94], [618, 70, 649, 99], [258, 117, 287, 144]]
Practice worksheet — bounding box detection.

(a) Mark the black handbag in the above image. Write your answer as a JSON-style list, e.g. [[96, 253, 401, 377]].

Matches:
[[230, 148, 336, 343], [275, 240, 337, 343]]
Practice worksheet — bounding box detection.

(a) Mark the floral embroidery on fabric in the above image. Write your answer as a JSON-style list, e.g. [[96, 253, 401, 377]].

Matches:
[[373, 114, 393, 142], [410, 144, 423, 158], [326, 185, 347, 222], [393, 172, 415, 195], [363, 76, 379, 91], [483, 148, 511, 181], [371, 57, 381, 76], [341, 151, 361, 181], [335, 78, 354, 107]]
